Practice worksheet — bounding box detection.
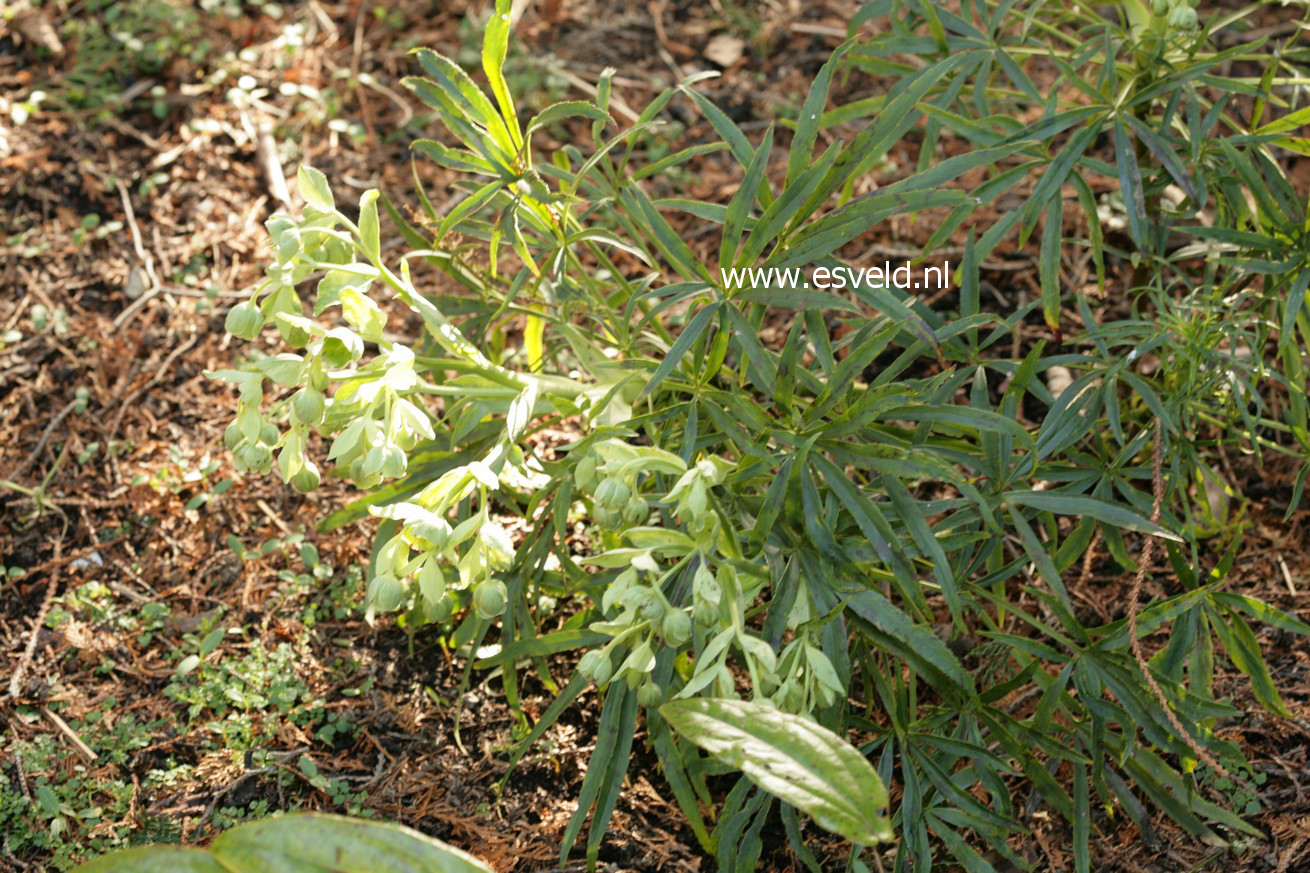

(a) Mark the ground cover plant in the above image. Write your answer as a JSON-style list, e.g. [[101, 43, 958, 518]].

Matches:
[[198, 0, 1310, 869], [5, 0, 1310, 870]]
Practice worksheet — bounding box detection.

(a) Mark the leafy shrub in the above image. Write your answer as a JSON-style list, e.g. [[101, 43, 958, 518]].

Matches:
[[211, 0, 1310, 868]]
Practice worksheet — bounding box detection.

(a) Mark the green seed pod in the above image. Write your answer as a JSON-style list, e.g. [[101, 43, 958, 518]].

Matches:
[[290, 461, 321, 493], [224, 301, 264, 341], [637, 681, 663, 708], [223, 422, 243, 451], [292, 388, 325, 425], [473, 579, 508, 619], [259, 423, 280, 446], [662, 610, 692, 647], [574, 455, 598, 491]]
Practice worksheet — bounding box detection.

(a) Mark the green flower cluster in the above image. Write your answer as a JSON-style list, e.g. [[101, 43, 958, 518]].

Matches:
[[368, 498, 515, 622], [1152, 0, 1199, 30], [571, 447, 837, 716], [570, 439, 687, 531], [208, 171, 437, 499]]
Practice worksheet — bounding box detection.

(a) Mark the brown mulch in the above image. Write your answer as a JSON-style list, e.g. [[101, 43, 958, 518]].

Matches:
[[2, 1, 1310, 871]]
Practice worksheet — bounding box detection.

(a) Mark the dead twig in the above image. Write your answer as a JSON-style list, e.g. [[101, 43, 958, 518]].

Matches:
[[8, 540, 63, 701], [111, 178, 168, 329], [12, 398, 77, 482], [1126, 418, 1229, 778], [42, 708, 96, 764]]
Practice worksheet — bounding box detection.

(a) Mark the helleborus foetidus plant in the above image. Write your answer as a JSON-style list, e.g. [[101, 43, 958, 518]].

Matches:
[[212, 0, 1310, 869]]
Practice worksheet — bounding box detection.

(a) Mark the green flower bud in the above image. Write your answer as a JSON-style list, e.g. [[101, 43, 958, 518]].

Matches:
[[320, 328, 363, 369], [1151, 0, 1168, 15], [380, 443, 407, 479], [662, 610, 692, 647], [265, 214, 296, 241], [574, 455, 598, 491], [637, 681, 663, 708], [577, 649, 607, 682], [591, 652, 613, 686], [693, 600, 718, 627], [427, 592, 454, 623], [259, 423, 280, 446], [273, 227, 301, 262], [369, 572, 404, 612], [224, 422, 243, 451], [292, 388, 325, 425], [593, 506, 618, 530], [238, 442, 273, 474], [473, 579, 508, 619], [1168, 4, 1194, 27], [685, 481, 708, 519], [622, 495, 647, 527], [479, 523, 515, 571], [290, 461, 321, 493], [694, 565, 721, 606], [225, 301, 264, 341], [782, 682, 805, 713], [595, 476, 630, 509], [348, 456, 367, 481], [636, 590, 664, 623]]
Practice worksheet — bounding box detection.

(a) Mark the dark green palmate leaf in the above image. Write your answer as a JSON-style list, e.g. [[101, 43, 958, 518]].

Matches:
[[661, 698, 894, 846], [70, 813, 493, 873]]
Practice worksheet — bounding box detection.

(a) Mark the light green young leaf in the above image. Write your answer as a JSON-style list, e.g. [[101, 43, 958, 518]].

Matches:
[[71, 813, 492, 873], [358, 190, 381, 259], [482, 0, 522, 149], [661, 698, 894, 846], [297, 164, 334, 212]]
